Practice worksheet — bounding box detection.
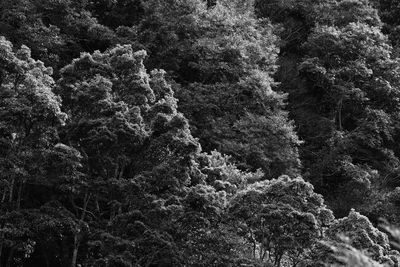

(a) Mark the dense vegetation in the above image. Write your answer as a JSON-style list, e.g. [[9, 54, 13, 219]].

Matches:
[[2, 0, 400, 266]]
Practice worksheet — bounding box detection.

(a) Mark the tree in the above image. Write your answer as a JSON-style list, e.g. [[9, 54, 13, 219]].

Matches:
[[176, 151, 266, 266], [228, 176, 334, 266], [131, 0, 203, 80], [0, 36, 67, 211], [0, 36, 86, 266], [256, 0, 400, 216], [112, 0, 301, 178], [57, 44, 205, 266], [297, 18, 400, 214], [310, 210, 400, 266], [370, 0, 400, 55], [173, 1, 301, 177], [0, 0, 116, 74]]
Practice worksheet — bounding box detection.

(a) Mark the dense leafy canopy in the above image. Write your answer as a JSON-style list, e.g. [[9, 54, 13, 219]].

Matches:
[[1, 0, 400, 266]]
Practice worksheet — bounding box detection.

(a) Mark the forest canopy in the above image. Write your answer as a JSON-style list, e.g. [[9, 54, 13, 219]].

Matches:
[[1, 0, 400, 266]]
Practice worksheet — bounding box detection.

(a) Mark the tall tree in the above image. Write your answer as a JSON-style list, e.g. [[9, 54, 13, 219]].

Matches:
[[0, 36, 81, 266], [257, 0, 400, 216], [56, 44, 207, 266], [298, 4, 400, 215], [228, 175, 334, 266], [0, 0, 116, 74], [175, 0, 301, 177]]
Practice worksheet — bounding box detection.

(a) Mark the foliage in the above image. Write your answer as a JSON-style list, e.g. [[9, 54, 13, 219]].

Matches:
[[173, 1, 301, 177], [309, 209, 400, 266], [326, 210, 400, 265], [0, 0, 116, 73], [228, 175, 334, 266], [270, 0, 400, 216], [2, 1, 400, 266], [0, 36, 67, 211]]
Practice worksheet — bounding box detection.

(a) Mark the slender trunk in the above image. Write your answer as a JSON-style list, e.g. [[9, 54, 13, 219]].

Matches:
[[6, 247, 15, 267], [250, 231, 256, 259], [118, 162, 125, 179], [16, 181, 23, 210], [110, 208, 115, 223], [95, 195, 100, 213], [42, 249, 50, 267], [70, 197, 78, 216], [274, 253, 282, 267], [70, 192, 90, 267], [337, 98, 343, 131], [261, 247, 267, 261], [70, 235, 80, 267], [8, 178, 14, 203], [0, 241, 3, 267], [260, 220, 265, 261], [253, 242, 256, 259], [1, 188, 6, 203], [81, 193, 90, 221], [114, 163, 119, 180]]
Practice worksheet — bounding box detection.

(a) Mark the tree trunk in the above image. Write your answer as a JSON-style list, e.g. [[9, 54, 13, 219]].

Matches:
[[16, 181, 23, 210], [1, 189, 6, 203], [6, 247, 15, 267], [70, 234, 80, 267], [95, 195, 100, 213], [8, 177, 14, 203], [337, 98, 343, 131], [42, 249, 50, 267], [0, 241, 3, 267], [70, 192, 90, 267]]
